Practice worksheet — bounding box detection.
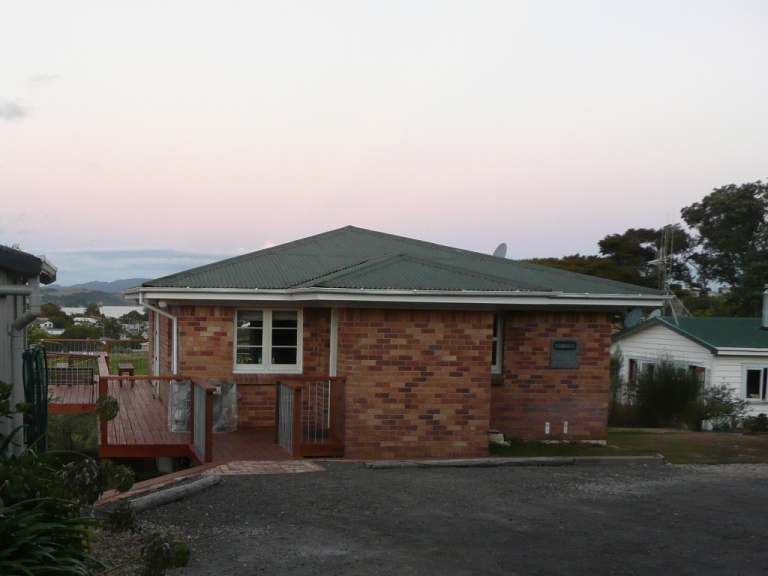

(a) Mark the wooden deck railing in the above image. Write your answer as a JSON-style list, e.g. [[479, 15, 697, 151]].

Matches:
[[276, 377, 346, 457], [41, 338, 149, 375]]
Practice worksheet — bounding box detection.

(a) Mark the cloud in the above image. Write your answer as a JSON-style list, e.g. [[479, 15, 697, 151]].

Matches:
[[29, 74, 60, 84], [0, 101, 25, 120]]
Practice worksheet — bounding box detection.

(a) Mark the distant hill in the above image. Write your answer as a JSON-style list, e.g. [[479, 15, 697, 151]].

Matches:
[[41, 288, 131, 307], [47, 278, 150, 293]]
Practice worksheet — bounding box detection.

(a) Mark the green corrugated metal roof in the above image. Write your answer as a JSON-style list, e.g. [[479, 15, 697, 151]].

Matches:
[[612, 317, 768, 351], [144, 226, 662, 295]]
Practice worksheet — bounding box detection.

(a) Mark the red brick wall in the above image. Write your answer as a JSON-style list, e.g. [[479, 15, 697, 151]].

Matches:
[[337, 309, 493, 459], [167, 305, 331, 427], [490, 311, 612, 442]]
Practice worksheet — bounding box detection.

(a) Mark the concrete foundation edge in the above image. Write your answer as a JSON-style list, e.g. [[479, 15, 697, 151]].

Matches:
[[366, 455, 665, 469]]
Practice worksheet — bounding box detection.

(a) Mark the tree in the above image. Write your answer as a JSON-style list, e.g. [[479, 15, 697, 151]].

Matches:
[[681, 180, 768, 316], [102, 317, 124, 339], [119, 309, 148, 323], [85, 302, 102, 317], [528, 225, 693, 289], [61, 324, 102, 340], [40, 302, 73, 329]]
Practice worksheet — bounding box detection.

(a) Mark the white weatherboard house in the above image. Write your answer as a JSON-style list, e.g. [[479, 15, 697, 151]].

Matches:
[[611, 317, 768, 417]]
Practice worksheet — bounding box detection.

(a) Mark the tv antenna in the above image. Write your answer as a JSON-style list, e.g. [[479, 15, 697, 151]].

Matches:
[[493, 243, 507, 258], [648, 223, 690, 325]]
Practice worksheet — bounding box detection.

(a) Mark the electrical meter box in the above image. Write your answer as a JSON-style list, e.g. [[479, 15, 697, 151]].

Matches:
[[550, 339, 579, 369]]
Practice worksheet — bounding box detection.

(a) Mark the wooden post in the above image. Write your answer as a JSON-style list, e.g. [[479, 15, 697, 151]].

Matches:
[[188, 381, 196, 447], [98, 376, 108, 446], [275, 381, 281, 444], [292, 386, 302, 457], [205, 389, 213, 462]]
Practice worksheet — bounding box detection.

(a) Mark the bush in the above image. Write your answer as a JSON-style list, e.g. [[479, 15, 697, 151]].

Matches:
[[634, 359, 702, 428], [47, 414, 98, 454], [608, 348, 639, 426], [0, 380, 188, 574], [691, 383, 748, 431], [744, 413, 768, 432]]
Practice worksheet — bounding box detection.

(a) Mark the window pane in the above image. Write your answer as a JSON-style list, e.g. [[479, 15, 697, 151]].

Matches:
[[272, 347, 298, 365], [746, 369, 761, 398], [764, 369, 768, 400], [272, 328, 298, 347], [272, 311, 298, 328], [237, 329, 262, 347], [237, 311, 263, 329], [237, 347, 263, 365], [492, 344, 497, 367]]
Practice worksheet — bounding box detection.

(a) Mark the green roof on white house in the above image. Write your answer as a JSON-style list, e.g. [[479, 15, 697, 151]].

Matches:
[[142, 226, 662, 295], [612, 316, 768, 353]]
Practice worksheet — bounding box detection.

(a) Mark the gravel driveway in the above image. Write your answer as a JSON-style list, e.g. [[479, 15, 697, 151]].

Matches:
[[142, 462, 768, 575]]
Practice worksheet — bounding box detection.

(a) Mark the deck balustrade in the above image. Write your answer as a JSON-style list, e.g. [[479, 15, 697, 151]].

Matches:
[[276, 377, 345, 457]]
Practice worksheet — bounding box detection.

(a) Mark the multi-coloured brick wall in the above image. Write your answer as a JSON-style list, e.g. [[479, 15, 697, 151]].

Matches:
[[157, 305, 331, 427], [490, 311, 612, 442], [150, 303, 612, 454], [337, 308, 493, 459]]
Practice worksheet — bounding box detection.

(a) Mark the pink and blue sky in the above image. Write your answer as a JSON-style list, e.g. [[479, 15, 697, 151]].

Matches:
[[2, 1, 767, 285]]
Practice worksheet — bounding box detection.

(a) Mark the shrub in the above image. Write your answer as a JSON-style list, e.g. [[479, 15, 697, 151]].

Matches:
[[608, 348, 639, 426], [744, 413, 768, 432], [634, 358, 702, 428], [0, 380, 189, 574], [48, 414, 98, 454], [691, 383, 748, 431]]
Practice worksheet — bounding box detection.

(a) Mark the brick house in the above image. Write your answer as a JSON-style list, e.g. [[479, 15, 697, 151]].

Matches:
[[125, 226, 663, 459]]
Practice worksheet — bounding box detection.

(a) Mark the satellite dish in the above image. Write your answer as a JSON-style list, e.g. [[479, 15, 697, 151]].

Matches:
[[624, 308, 643, 328], [648, 309, 662, 319], [493, 243, 507, 258]]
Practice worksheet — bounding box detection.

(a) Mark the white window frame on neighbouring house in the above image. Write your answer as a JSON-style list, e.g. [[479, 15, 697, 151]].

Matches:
[[234, 309, 303, 374], [742, 364, 768, 402], [492, 313, 503, 374]]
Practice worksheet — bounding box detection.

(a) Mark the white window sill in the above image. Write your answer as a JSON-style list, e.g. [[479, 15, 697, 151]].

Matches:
[[233, 366, 303, 375]]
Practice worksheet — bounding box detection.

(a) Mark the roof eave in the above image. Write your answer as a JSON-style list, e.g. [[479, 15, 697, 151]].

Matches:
[[714, 347, 768, 357], [126, 286, 666, 308]]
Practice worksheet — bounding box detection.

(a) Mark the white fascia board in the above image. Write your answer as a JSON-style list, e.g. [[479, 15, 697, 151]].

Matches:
[[715, 348, 768, 357], [129, 287, 666, 309]]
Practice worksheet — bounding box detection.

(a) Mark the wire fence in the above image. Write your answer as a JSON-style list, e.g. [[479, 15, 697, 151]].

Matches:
[[40, 339, 150, 375]]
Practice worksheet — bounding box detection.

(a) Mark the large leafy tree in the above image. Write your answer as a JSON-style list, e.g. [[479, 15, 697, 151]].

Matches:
[[681, 180, 768, 316], [529, 225, 692, 289]]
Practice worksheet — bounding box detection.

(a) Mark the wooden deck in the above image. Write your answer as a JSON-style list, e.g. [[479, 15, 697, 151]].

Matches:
[[212, 427, 292, 463], [45, 368, 345, 463], [104, 379, 188, 446], [48, 384, 96, 414], [48, 377, 293, 462]]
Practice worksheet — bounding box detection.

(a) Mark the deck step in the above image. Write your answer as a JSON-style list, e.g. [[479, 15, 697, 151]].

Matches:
[[300, 439, 344, 457]]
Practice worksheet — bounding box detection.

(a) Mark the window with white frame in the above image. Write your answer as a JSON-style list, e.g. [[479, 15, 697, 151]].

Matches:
[[235, 310, 302, 372], [743, 365, 768, 401], [492, 313, 503, 374]]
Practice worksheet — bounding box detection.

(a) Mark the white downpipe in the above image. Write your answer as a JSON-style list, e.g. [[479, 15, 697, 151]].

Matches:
[[139, 293, 178, 374]]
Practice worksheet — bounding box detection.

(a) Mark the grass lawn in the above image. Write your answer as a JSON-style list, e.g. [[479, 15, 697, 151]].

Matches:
[[107, 352, 149, 375], [490, 428, 768, 464]]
